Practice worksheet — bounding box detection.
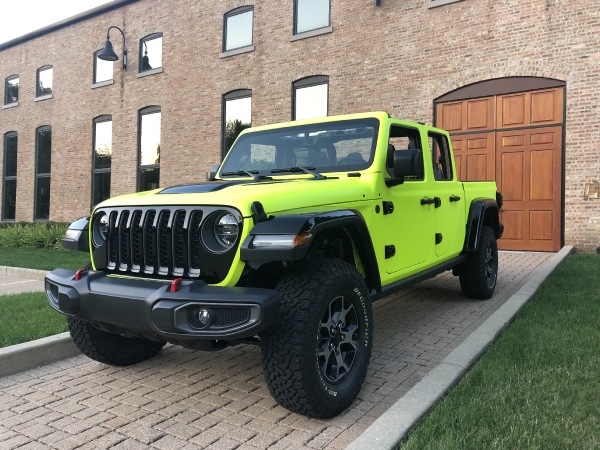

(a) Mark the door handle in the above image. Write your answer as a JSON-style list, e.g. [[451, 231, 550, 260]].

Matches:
[[421, 198, 435, 206], [449, 195, 461, 202], [434, 197, 442, 208]]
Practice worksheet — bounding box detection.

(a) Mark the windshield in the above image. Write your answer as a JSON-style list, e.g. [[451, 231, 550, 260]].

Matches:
[[220, 118, 380, 176]]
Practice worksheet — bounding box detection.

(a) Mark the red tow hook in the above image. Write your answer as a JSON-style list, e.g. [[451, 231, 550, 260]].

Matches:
[[170, 277, 183, 293], [74, 269, 87, 281]]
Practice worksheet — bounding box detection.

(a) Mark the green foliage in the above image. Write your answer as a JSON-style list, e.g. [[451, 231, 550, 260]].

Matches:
[[0, 291, 68, 348], [0, 222, 69, 249], [225, 119, 251, 154], [400, 254, 600, 450]]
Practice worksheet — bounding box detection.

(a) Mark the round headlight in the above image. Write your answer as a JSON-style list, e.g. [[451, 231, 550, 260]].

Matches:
[[214, 213, 239, 248], [92, 212, 109, 247]]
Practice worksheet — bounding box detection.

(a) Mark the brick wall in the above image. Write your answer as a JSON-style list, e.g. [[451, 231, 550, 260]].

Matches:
[[0, 0, 598, 251]]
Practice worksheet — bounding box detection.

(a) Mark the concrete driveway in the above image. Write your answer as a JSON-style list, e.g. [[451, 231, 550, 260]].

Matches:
[[0, 251, 553, 450]]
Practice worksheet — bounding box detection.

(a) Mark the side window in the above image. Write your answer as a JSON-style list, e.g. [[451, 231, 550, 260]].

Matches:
[[4, 75, 19, 105], [387, 126, 423, 180], [2, 132, 18, 221], [428, 133, 453, 181], [35, 126, 52, 220], [223, 6, 254, 52], [222, 89, 252, 159], [138, 106, 161, 191], [92, 116, 112, 207], [94, 49, 113, 84], [36, 66, 53, 98], [139, 33, 163, 73]]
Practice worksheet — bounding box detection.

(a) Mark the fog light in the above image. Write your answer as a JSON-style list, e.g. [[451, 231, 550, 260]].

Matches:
[[188, 306, 214, 330]]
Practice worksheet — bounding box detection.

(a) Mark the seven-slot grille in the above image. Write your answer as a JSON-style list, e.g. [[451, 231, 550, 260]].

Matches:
[[96, 206, 240, 278]]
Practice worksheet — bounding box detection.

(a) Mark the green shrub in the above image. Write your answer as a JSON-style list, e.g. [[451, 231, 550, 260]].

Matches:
[[0, 222, 69, 249]]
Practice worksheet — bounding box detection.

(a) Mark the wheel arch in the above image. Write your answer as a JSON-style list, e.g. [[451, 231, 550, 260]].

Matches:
[[464, 199, 502, 252]]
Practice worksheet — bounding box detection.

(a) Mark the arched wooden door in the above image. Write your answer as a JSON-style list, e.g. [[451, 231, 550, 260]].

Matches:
[[435, 77, 565, 252]]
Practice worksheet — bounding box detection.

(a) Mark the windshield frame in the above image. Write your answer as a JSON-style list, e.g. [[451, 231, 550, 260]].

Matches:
[[219, 118, 380, 177]]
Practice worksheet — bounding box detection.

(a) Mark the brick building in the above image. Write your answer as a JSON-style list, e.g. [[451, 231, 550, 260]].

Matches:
[[0, 0, 598, 251]]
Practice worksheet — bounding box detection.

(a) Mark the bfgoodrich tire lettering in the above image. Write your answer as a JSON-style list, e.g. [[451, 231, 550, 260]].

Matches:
[[459, 225, 498, 300], [68, 317, 166, 366], [260, 259, 373, 418]]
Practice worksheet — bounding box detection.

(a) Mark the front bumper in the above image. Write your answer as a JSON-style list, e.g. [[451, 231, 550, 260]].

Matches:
[[45, 269, 279, 342]]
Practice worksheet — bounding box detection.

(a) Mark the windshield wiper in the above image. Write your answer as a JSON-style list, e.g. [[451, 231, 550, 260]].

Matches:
[[221, 170, 272, 181], [270, 166, 326, 180]]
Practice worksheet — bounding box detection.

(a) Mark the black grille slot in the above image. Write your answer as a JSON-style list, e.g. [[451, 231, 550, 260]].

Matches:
[[188, 211, 203, 277], [172, 210, 187, 277], [130, 210, 143, 272], [118, 211, 130, 271], [107, 211, 118, 270], [143, 210, 157, 273], [213, 308, 250, 328], [157, 210, 171, 275]]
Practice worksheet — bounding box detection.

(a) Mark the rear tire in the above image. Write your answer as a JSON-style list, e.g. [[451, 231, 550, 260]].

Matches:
[[459, 225, 498, 299], [260, 259, 373, 418], [68, 318, 166, 366]]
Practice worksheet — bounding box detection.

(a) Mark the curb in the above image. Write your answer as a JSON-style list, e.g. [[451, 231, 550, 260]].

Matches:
[[0, 265, 49, 281], [0, 332, 80, 378], [346, 246, 574, 450]]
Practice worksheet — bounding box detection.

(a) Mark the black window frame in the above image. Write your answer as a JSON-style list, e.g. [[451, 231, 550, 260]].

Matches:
[[293, 0, 331, 35], [91, 115, 113, 209], [4, 75, 19, 105], [223, 6, 254, 52], [428, 132, 453, 181], [137, 106, 161, 192], [139, 33, 163, 73], [93, 49, 113, 84], [222, 89, 252, 159], [292, 75, 329, 120], [2, 132, 18, 221], [36, 65, 53, 98], [34, 126, 52, 221]]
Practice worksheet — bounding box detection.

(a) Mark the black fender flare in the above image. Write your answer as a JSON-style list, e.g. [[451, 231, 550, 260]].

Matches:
[[240, 210, 381, 293], [464, 199, 503, 252]]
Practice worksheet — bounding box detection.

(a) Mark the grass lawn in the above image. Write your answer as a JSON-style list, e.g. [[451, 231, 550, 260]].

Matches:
[[0, 247, 90, 271], [400, 253, 600, 450], [0, 291, 68, 348]]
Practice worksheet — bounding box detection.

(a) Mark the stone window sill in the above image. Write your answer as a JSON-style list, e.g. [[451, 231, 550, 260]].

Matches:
[[137, 67, 164, 78], [290, 26, 333, 42], [2, 102, 18, 109], [92, 79, 114, 89], [220, 45, 255, 59], [428, 0, 464, 8], [34, 94, 53, 102]]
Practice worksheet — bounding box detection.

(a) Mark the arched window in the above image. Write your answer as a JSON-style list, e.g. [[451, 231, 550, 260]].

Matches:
[[35, 126, 52, 220], [223, 6, 254, 53], [36, 66, 53, 98], [222, 90, 252, 158], [92, 116, 112, 207], [93, 50, 113, 85], [4, 75, 19, 105], [292, 75, 328, 120], [139, 33, 163, 73], [2, 132, 18, 220], [138, 106, 161, 191]]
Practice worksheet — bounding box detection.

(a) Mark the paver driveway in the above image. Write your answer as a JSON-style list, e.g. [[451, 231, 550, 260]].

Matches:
[[0, 251, 553, 450]]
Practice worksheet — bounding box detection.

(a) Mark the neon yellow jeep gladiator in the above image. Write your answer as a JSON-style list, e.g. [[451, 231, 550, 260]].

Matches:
[[46, 112, 503, 418]]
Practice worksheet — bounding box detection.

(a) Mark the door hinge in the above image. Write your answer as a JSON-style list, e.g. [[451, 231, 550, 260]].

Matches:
[[385, 245, 396, 258], [382, 201, 394, 215], [435, 233, 443, 244]]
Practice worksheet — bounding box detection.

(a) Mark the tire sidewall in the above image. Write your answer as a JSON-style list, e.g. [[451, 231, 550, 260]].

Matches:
[[483, 228, 499, 295]]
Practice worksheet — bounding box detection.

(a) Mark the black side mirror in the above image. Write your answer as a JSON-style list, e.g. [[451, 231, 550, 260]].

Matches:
[[207, 163, 220, 181], [386, 149, 423, 187]]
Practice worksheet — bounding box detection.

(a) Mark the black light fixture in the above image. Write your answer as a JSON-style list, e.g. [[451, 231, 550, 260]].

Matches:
[[98, 26, 127, 71]]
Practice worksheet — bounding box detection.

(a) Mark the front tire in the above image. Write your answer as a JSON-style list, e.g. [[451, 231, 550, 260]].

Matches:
[[459, 225, 498, 299], [260, 259, 373, 418], [68, 318, 166, 366]]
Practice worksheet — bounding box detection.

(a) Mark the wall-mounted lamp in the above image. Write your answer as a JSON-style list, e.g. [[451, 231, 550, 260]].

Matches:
[[376, 0, 381, 5], [98, 26, 127, 71]]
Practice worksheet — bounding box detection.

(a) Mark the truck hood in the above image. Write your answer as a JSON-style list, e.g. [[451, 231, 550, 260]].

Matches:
[[96, 176, 371, 217]]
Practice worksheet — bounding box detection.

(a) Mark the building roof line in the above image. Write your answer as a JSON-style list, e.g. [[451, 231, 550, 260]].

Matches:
[[0, 0, 139, 52]]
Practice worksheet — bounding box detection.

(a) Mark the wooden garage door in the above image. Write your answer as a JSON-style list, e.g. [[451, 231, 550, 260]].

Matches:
[[436, 87, 564, 251]]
